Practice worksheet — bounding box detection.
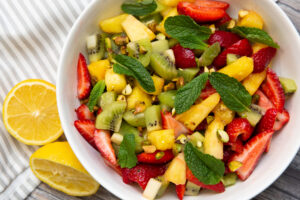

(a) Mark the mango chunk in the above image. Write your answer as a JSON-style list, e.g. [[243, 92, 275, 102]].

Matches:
[[148, 129, 175, 150], [105, 68, 126, 94], [243, 69, 267, 95], [88, 60, 110, 81], [238, 11, 264, 29], [99, 14, 128, 33], [136, 75, 164, 95], [213, 102, 235, 126], [127, 87, 152, 110], [156, 8, 178, 36], [165, 153, 186, 185], [252, 43, 268, 54]]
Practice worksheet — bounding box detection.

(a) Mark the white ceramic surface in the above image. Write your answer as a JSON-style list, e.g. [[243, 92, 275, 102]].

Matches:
[[57, 0, 300, 199]]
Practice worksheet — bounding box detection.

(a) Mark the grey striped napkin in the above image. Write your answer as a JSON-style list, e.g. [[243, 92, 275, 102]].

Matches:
[[0, 0, 91, 199]]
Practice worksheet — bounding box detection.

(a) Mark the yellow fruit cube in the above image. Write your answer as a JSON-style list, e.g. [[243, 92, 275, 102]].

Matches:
[[127, 87, 152, 110], [204, 117, 224, 159], [252, 43, 268, 54], [99, 14, 128, 33], [165, 153, 186, 185], [213, 102, 235, 126], [156, 8, 178, 36], [238, 11, 264, 29], [218, 56, 254, 81], [148, 129, 175, 150], [88, 60, 110, 81], [158, 0, 180, 7], [176, 93, 221, 131], [243, 69, 267, 95], [105, 68, 126, 94], [122, 15, 156, 42], [136, 75, 164, 95]]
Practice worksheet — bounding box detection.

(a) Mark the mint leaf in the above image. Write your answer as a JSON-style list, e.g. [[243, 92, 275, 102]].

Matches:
[[209, 72, 251, 112], [164, 15, 211, 50], [184, 142, 225, 185], [122, 0, 157, 16], [113, 55, 155, 92], [118, 134, 137, 168], [87, 80, 105, 111], [231, 26, 279, 48], [175, 73, 209, 114]]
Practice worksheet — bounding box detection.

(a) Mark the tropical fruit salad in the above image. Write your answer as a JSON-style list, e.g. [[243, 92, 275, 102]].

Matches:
[[73, 0, 297, 199]]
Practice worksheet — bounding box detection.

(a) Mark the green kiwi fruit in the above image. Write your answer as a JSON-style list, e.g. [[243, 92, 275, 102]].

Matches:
[[127, 38, 152, 67], [185, 181, 201, 196], [119, 121, 144, 153], [145, 105, 162, 132], [178, 68, 200, 83], [99, 91, 117, 110], [123, 110, 146, 127], [238, 104, 263, 127], [151, 40, 169, 53], [158, 90, 176, 108], [155, 175, 170, 198], [86, 33, 105, 63]]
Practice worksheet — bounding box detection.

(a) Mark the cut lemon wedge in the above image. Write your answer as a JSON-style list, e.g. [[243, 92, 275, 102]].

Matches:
[[2, 79, 63, 145], [30, 142, 100, 196]]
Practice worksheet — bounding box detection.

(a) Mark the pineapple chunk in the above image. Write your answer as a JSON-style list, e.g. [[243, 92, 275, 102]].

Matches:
[[88, 59, 110, 81], [238, 11, 264, 29], [136, 75, 165, 95], [213, 102, 235, 125], [165, 153, 186, 185], [105, 68, 126, 94], [204, 117, 224, 159], [176, 93, 220, 131], [148, 129, 175, 150], [218, 56, 254, 81], [158, 0, 180, 7], [252, 43, 268, 54], [122, 15, 156, 42], [127, 87, 152, 110], [99, 14, 128, 33], [143, 178, 162, 200], [156, 8, 178, 36], [243, 69, 267, 95]]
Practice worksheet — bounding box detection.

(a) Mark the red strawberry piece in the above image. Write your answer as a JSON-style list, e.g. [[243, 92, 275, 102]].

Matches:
[[177, 2, 226, 23], [75, 104, 95, 121], [223, 147, 234, 163], [215, 12, 231, 27], [74, 120, 96, 147], [226, 139, 244, 154], [255, 90, 274, 112], [161, 111, 190, 137], [186, 167, 225, 193], [213, 39, 253, 68], [97, 107, 103, 115], [274, 109, 290, 131], [208, 31, 241, 48], [94, 129, 117, 166], [77, 53, 91, 99], [200, 82, 216, 99], [176, 184, 185, 200], [195, 120, 208, 131], [172, 44, 197, 69], [121, 164, 167, 190], [229, 130, 274, 181], [137, 150, 174, 164], [194, 0, 229, 9], [103, 159, 122, 176], [261, 68, 285, 112], [256, 108, 278, 133], [252, 47, 277, 73], [226, 118, 254, 143]]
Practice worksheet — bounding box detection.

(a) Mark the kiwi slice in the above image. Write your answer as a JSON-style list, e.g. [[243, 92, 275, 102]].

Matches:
[[105, 37, 120, 61], [155, 175, 170, 198], [221, 173, 237, 187], [150, 51, 178, 81], [178, 68, 200, 82], [86, 33, 105, 63], [158, 90, 176, 108], [119, 121, 144, 153], [127, 38, 152, 67], [185, 181, 201, 196], [123, 110, 146, 127], [151, 40, 169, 53], [279, 77, 297, 95], [145, 105, 162, 132], [99, 91, 117, 110], [238, 104, 263, 127], [168, 38, 179, 48], [95, 101, 126, 132], [199, 42, 221, 67], [227, 54, 238, 65]]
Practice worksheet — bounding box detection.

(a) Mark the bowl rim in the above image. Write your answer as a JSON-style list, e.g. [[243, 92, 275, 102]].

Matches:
[[57, 0, 300, 199]]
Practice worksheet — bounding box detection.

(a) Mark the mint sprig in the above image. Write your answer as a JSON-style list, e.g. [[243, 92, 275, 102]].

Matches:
[[87, 80, 105, 111], [175, 73, 209, 114], [121, 0, 157, 16], [113, 55, 155, 93], [118, 134, 137, 168], [231, 26, 279, 48], [184, 142, 225, 185]]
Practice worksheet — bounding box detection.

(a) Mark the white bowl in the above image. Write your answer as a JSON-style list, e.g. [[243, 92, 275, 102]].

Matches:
[[57, 0, 300, 199]]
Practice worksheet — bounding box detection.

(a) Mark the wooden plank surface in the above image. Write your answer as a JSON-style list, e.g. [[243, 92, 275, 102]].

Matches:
[[26, 0, 300, 199]]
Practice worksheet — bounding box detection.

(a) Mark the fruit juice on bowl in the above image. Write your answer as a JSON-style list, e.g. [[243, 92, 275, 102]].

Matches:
[[57, 0, 300, 199]]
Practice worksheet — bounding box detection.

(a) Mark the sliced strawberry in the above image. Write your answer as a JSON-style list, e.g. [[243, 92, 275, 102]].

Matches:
[[194, 0, 229, 9], [161, 111, 190, 137], [75, 104, 95, 120], [186, 167, 225, 193], [215, 12, 231, 27], [229, 130, 274, 180], [261, 68, 285, 112], [274, 109, 290, 131], [252, 47, 277, 73], [200, 82, 216, 99], [195, 120, 208, 131], [226, 139, 244, 154], [121, 164, 167, 190], [77, 53, 91, 99], [137, 150, 174, 164], [172, 44, 197, 69], [208, 31, 241, 48], [177, 2, 226, 23], [213, 39, 253, 68], [94, 129, 117, 166], [226, 118, 254, 142], [255, 90, 274, 112], [176, 184, 185, 200], [256, 108, 278, 133], [223, 146, 234, 163], [74, 120, 96, 147], [97, 107, 103, 115]]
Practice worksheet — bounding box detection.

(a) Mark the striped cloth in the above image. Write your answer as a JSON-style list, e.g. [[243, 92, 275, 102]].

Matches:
[[0, 0, 91, 199]]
